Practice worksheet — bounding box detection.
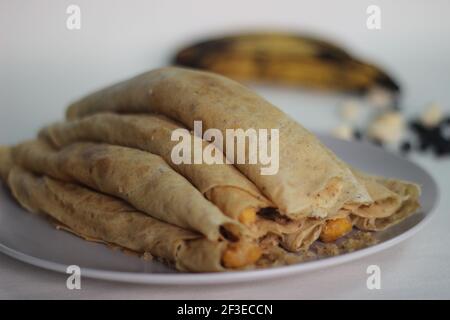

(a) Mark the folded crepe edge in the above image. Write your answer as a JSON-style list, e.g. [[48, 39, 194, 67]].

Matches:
[[351, 177, 421, 231]]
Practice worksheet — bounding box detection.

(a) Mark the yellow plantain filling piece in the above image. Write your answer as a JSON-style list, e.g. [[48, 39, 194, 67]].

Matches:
[[320, 217, 353, 243], [238, 207, 257, 225], [222, 242, 262, 268]]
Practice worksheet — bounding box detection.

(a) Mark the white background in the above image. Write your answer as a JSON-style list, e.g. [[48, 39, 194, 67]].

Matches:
[[0, 0, 449, 299]]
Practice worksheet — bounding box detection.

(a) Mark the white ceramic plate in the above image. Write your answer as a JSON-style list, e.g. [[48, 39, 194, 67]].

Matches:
[[0, 135, 439, 285]]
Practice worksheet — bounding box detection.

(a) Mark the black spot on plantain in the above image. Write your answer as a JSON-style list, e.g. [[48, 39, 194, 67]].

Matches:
[[374, 72, 400, 93], [173, 38, 234, 68], [315, 50, 350, 63]]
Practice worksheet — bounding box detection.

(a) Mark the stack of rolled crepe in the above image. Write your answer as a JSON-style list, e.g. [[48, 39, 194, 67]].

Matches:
[[0, 67, 420, 272]]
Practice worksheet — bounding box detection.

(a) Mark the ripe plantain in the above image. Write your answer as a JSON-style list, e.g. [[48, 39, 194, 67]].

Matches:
[[174, 32, 399, 94]]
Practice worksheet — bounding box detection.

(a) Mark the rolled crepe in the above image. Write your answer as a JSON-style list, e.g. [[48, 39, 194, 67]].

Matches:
[[39, 113, 272, 224], [66, 67, 366, 219], [2, 165, 261, 272], [40, 114, 328, 247], [11, 139, 339, 253], [12, 139, 244, 242]]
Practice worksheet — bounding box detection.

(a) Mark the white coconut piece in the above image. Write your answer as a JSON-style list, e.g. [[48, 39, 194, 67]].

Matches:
[[368, 111, 404, 143], [367, 87, 394, 109], [331, 124, 353, 141], [420, 103, 443, 128], [339, 100, 360, 122]]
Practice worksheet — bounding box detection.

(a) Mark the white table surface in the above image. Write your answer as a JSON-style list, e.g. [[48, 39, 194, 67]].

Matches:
[[0, 0, 449, 299]]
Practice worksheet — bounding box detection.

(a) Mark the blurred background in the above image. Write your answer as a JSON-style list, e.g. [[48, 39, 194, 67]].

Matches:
[[1, 0, 449, 144]]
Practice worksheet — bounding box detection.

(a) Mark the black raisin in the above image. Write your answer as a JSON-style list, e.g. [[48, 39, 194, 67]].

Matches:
[[400, 141, 412, 154]]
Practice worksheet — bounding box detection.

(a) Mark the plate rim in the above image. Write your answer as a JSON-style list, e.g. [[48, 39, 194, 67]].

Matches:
[[0, 209, 437, 285]]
